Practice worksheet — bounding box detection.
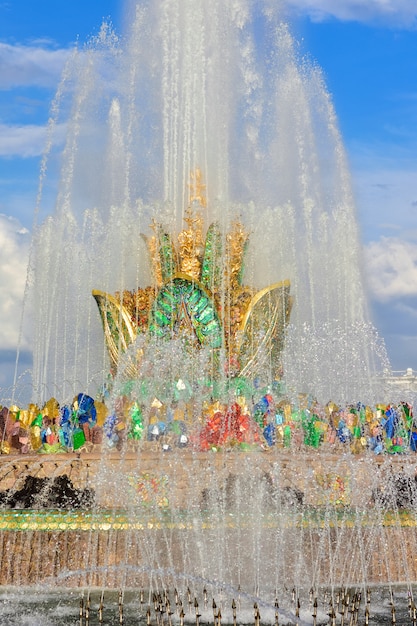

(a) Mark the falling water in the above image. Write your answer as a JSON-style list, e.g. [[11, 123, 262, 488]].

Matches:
[[26, 0, 388, 406], [5, 0, 413, 621]]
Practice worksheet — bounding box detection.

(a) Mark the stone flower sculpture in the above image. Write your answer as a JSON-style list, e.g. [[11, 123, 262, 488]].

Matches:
[[93, 171, 292, 382]]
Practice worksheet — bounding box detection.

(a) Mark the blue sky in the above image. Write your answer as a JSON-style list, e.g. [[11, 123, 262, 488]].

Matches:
[[0, 0, 416, 392]]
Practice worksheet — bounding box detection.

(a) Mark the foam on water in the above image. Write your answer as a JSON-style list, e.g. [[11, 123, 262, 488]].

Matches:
[[0, 585, 412, 625]]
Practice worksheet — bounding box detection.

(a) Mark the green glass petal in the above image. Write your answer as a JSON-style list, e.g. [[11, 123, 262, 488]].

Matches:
[[156, 225, 178, 281], [196, 307, 215, 324], [187, 289, 201, 306], [149, 277, 222, 349], [237, 238, 249, 286], [154, 309, 171, 326], [200, 222, 222, 292]]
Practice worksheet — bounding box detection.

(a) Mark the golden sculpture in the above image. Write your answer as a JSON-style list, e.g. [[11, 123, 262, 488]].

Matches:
[[93, 170, 292, 381], [188, 167, 207, 207]]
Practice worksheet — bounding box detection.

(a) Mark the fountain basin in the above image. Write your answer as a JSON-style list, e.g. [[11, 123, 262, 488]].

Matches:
[[1, 451, 417, 588]]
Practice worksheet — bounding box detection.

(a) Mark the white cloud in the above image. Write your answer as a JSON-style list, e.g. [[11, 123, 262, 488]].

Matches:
[[365, 236, 417, 301], [0, 122, 67, 158], [0, 214, 30, 350], [287, 0, 417, 28], [0, 123, 46, 158], [349, 147, 417, 244], [0, 42, 70, 89]]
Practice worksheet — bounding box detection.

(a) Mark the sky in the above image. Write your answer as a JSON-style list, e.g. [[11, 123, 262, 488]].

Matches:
[[0, 0, 416, 394]]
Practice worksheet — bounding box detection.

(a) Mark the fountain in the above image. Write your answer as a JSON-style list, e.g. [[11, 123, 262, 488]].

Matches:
[[26, 0, 387, 407], [1, 0, 416, 623]]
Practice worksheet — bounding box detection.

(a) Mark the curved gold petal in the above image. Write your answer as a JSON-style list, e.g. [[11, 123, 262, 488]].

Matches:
[[92, 290, 137, 373], [237, 279, 292, 378]]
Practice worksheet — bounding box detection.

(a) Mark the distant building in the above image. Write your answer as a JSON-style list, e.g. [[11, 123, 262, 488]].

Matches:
[[384, 368, 417, 394]]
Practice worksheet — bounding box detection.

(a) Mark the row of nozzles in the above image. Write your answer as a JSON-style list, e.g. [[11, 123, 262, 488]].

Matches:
[[76, 586, 416, 626]]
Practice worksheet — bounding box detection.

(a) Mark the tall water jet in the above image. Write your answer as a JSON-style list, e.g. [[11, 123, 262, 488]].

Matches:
[[28, 0, 388, 406]]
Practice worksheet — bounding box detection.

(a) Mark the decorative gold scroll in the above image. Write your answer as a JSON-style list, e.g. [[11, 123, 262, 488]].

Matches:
[[92, 290, 138, 377], [237, 280, 293, 379]]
